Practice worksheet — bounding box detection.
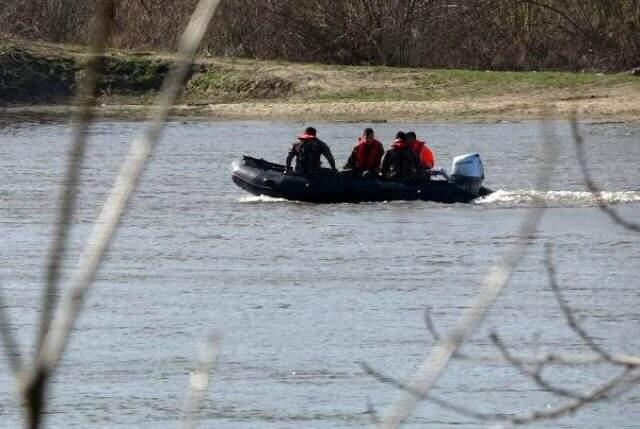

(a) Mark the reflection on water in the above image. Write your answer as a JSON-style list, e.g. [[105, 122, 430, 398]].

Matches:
[[0, 120, 639, 428]]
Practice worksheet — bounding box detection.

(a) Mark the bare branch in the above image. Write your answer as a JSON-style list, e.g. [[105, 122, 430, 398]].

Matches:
[[33, 0, 220, 373], [518, 0, 585, 38], [360, 362, 513, 422], [363, 357, 640, 426], [24, 2, 112, 426], [0, 290, 22, 376], [572, 121, 640, 233], [509, 368, 639, 425], [366, 397, 380, 426], [423, 307, 441, 341], [375, 210, 544, 427], [21, 2, 222, 428], [490, 332, 587, 400], [423, 307, 470, 359], [182, 334, 219, 429], [442, 350, 639, 366], [37, 0, 112, 355], [544, 243, 613, 363], [376, 132, 556, 427]]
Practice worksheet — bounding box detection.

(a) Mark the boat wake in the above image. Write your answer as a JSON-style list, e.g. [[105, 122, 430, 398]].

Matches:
[[239, 195, 288, 203], [237, 190, 640, 207], [476, 190, 640, 207]]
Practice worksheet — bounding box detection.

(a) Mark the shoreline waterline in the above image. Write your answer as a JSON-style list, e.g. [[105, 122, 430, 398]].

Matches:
[[2, 99, 640, 123]]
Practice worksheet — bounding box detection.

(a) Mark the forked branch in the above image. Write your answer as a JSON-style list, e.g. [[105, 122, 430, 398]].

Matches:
[[572, 121, 640, 233], [20, 1, 222, 428]]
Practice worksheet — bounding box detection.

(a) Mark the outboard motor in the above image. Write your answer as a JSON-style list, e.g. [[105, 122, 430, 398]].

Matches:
[[450, 153, 485, 195]]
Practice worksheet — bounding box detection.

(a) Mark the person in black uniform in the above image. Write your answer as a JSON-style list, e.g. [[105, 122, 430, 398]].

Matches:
[[285, 126, 337, 175], [380, 131, 419, 181]]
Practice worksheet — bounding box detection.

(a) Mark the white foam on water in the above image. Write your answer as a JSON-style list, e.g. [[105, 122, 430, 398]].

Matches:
[[239, 195, 288, 203], [476, 189, 640, 207]]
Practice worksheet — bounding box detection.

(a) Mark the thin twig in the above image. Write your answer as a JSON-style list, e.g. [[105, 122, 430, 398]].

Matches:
[[34, 0, 219, 374], [572, 120, 640, 233], [423, 307, 441, 341], [363, 359, 640, 425], [21, 2, 221, 429], [24, 3, 112, 427], [182, 334, 219, 429], [37, 0, 112, 355], [366, 397, 380, 426], [544, 243, 613, 363], [419, 349, 640, 366], [375, 121, 558, 428], [361, 362, 513, 422], [509, 369, 639, 425], [376, 212, 545, 428], [377, 151, 555, 426], [424, 308, 470, 359], [0, 290, 22, 375], [490, 332, 587, 400]]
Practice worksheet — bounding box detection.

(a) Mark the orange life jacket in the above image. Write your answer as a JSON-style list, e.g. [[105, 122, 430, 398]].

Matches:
[[355, 137, 383, 170], [412, 140, 435, 169]]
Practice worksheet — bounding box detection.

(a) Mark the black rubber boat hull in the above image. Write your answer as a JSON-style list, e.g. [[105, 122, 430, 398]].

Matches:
[[232, 156, 492, 204]]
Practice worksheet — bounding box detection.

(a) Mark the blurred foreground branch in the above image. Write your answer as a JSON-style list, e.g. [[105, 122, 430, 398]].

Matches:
[[366, 118, 640, 427], [182, 334, 219, 429], [14, 1, 221, 428], [373, 122, 557, 428], [37, 0, 113, 355], [572, 121, 640, 233]]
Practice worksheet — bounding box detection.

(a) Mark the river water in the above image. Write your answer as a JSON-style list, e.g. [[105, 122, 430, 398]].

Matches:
[[0, 120, 639, 428]]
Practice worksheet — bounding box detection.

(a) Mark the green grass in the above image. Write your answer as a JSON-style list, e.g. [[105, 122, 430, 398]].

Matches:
[[2, 37, 638, 107], [185, 69, 293, 101], [99, 55, 171, 93], [306, 67, 638, 102]]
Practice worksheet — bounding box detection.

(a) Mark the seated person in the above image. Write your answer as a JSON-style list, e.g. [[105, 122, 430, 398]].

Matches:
[[380, 131, 419, 181], [343, 127, 384, 177], [406, 131, 435, 170], [285, 126, 337, 175]]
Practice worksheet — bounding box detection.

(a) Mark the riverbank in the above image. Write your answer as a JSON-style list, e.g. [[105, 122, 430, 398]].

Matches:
[[2, 38, 639, 121]]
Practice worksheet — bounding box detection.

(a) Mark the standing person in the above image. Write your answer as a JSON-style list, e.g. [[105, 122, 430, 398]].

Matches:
[[380, 131, 419, 181], [343, 127, 384, 177], [406, 131, 435, 170], [285, 126, 337, 175]]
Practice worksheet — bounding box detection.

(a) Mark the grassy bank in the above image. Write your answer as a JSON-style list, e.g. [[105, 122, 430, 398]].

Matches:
[[1, 38, 639, 121]]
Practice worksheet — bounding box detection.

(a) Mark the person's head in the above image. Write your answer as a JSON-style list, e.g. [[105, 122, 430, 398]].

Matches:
[[363, 127, 374, 142], [395, 131, 406, 141], [406, 131, 417, 142], [298, 126, 317, 140]]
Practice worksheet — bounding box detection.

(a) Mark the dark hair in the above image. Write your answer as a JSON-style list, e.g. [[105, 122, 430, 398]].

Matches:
[[364, 127, 374, 137], [304, 126, 317, 136], [406, 131, 417, 140], [395, 131, 406, 140]]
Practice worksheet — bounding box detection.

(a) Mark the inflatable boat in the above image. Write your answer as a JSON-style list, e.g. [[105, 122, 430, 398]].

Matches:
[[231, 153, 493, 204]]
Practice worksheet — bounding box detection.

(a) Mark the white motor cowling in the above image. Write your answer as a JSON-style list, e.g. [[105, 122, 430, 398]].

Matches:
[[450, 153, 485, 195]]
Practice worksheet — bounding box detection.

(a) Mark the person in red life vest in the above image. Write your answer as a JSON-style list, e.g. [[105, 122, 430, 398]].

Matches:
[[406, 131, 435, 170], [380, 131, 419, 181], [285, 126, 337, 175], [343, 127, 385, 177]]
